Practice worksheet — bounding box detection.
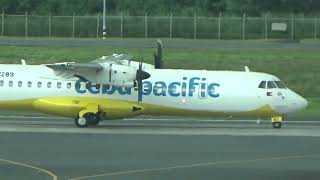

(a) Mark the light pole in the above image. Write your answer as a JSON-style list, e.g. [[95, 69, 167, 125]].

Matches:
[[102, 0, 106, 39]]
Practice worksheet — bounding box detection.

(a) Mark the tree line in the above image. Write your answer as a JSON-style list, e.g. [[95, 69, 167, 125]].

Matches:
[[0, 0, 319, 16]]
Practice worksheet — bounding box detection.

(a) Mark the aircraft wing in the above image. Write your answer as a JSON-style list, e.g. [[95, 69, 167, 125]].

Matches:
[[46, 62, 103, 71], [45, 54, 132, 72], [44, 62, 104, 82], [44, 54, 150, 88]]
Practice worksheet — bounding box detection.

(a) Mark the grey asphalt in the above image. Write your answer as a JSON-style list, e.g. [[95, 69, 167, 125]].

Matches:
[[0, 115, 320, 180], [0, 37, 319, 180], [1, 37, 320, 49]]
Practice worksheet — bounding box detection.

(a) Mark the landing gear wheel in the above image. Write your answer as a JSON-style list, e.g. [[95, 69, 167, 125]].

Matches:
[[84, 113, 100, 126], [272, 122, 282, 129], [75, 112, 101, 128], [271, 116, 283, 129], [75, 117, 89, 128], [89, 119, 100, 126]]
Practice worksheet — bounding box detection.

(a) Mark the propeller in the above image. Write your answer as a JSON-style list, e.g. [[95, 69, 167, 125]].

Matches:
[[136, 61, 150, 102], [154, 39, 163, 69]]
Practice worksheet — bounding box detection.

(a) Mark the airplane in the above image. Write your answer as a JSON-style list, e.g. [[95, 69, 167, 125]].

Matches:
[[0, 40, 308, 128]]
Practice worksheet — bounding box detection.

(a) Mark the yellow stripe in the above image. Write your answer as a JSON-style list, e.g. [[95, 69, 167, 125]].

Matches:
[[69, 154, 319, 180], [0, 97, 280, 119]]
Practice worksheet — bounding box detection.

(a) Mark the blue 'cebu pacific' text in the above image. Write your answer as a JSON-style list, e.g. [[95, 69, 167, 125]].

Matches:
[[75, 77, 220, 98]]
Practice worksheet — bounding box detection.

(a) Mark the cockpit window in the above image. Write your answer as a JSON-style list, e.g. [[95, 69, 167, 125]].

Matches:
[[267, 81, 277, 89], [258, 81, 266, 89], [274, 81, 287, 89]]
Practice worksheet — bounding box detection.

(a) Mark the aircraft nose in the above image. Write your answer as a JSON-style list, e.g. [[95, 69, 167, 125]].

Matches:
[[286, 90, 308, 114], [296, 95, 308, 110], [300, 97, 308, 109]]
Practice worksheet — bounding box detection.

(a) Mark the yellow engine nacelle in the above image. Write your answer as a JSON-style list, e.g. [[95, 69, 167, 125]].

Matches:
[[32, 97, 143, 120]]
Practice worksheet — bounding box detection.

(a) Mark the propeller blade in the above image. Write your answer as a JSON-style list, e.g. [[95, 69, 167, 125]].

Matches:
[[138, 79, 143, 102], [136, 62, 150, 80], [154, 39, 163, 69], [136, 61, 150, 102]]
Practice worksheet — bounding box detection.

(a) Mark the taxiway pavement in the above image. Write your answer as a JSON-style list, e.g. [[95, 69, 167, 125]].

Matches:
[[0, 114, 320, 180]]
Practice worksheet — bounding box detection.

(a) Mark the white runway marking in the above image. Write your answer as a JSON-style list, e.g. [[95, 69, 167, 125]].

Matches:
[[128, 118, 320, 123], [0, 115, 319, 137], [0, 125, 320, 137], [0, 115, 320, 123], [0, 115, 68, 120]]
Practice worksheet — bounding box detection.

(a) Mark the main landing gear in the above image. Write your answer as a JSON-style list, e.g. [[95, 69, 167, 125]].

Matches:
[[271, 116, 283, 129], [75, 112, 100, 128]]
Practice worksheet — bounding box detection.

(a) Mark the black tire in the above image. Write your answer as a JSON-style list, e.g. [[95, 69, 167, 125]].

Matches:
[[89, 119, 100, 126], [75, 117, 89, 128], [272, 122, 282, 129], [84, 113, 100, 126]]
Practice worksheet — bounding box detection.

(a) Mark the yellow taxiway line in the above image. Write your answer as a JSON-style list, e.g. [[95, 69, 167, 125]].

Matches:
[[0, 158, 58, 180], [70, 154, 319, 180]]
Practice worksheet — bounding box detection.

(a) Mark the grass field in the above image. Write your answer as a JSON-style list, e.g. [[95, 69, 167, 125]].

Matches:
[[292, 98, 319, 120], [0, 41, 318, 119]]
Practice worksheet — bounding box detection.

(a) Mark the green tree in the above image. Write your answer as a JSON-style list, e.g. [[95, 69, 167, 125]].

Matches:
[[0, 0, 320, 16]]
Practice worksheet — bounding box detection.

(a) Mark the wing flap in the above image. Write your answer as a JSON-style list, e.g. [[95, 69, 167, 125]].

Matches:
[[45, 62, 103, 71]]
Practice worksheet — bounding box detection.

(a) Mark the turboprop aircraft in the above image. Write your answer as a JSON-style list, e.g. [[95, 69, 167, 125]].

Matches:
[[0, 40, 308, 128]]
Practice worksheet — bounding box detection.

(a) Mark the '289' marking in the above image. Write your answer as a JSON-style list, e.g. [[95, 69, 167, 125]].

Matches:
[[0, 72, 14, 77]]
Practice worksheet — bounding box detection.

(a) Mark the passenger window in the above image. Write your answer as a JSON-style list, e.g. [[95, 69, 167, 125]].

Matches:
[[37, 82, 42, 88], [27, 81, 32, 87], [267, 81, 277, 89], [18, 81, 22, 87], [0, 80, 4, 86], [57, 82, 62, 89], [47, 82, 52, 88], [258, 81, 266, 89], [67, 82, 72, 89], [274, 81, 287, 89], [8, 81, 13, 87]]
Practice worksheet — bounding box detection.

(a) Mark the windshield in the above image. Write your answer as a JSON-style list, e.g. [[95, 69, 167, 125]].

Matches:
[[267, 81, 277, 89], [274, 81, 287, 89], [258, 81, 266, 88]]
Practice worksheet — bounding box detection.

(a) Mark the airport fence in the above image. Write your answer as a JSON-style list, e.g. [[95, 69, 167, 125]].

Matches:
[[0, 12, 319, 40]]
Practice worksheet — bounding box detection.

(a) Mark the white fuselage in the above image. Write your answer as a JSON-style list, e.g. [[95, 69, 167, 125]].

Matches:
[[0, 64, 308, 117]]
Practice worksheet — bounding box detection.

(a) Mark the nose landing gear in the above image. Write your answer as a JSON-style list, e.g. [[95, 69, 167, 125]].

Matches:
[[271, 116, 283, 129]]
